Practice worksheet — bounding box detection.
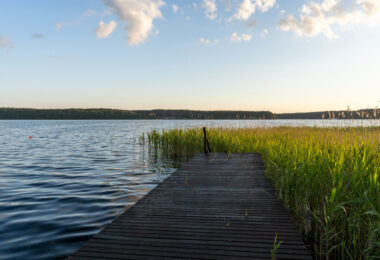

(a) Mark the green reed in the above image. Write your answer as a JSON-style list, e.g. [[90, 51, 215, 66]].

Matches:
[[142, 127, 380, 259]]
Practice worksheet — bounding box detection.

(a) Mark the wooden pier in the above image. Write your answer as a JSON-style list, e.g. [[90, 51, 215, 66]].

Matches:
[[69, 153, 312, 259]]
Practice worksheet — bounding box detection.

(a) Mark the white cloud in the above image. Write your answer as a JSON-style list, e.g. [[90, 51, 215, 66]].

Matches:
[[279, 13, 337, 39], [102, 0, 165, 45], [231, 33, 241, 41], [199, 38, 211, 44], [233, 0, 276, 20], [256, 0, 276, 12], [242, 34, 252, 41], [95, 20, 117, 38], [199, 38, 219, 44], [279, 0, 380, 39], [231, 32, 252, 42], [233, 0, 255, 20], [260, 28, 268, 38], [321, 0, 340, 11], [0, 36, 13, 49], [172, 4, 179, 14], [358, 0, 380, 16], [202, 0, 217, 20]]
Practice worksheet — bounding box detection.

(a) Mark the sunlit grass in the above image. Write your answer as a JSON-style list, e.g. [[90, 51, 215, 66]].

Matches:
[[141, 126, 380, 259]]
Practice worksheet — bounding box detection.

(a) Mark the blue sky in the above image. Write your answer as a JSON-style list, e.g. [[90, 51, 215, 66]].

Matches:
[[0, 0, 379, 113]]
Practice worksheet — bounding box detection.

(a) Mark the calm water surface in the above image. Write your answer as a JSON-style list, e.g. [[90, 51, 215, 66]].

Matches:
[[0, 120, 378, 259]]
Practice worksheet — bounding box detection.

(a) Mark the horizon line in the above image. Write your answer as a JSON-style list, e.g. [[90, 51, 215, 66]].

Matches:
[[0, 106, 377, 114]]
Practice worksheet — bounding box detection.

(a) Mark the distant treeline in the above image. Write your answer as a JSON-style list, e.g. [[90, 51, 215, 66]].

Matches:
[[0, 108, 378, 120], [0, 108, 275, 120], [277, 109, 379, 120]]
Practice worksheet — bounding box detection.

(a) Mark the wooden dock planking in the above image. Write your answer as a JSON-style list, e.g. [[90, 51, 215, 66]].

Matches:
[[68, 153, 312, 260]]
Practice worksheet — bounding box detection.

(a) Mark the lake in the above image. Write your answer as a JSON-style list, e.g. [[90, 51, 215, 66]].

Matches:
[[0, 120, 378, 259]]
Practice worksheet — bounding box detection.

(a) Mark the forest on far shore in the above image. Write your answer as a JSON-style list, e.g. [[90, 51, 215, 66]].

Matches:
[[0, 108, 378, 120]]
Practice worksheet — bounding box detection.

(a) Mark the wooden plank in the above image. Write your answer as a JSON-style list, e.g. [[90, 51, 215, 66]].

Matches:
[[68, 153, 311, 260]]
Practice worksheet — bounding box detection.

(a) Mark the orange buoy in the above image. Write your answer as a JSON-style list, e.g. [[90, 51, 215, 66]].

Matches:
[[29, 136, 32, 139]]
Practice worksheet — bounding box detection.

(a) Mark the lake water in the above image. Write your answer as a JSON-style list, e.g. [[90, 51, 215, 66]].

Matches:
[[0, 119, 379, 259]]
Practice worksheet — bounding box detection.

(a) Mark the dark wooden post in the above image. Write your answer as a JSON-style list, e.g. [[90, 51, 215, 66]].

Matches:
[[203, 127, 211, 153]]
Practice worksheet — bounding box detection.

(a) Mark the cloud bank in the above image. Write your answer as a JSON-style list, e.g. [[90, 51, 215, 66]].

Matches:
[[83, 0, 380, 45], [279, 0, 380, 38], [102, 0, 165, 45]]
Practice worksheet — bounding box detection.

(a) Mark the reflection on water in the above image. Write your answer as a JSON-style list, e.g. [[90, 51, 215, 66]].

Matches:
[[0, 119, 378, 259]]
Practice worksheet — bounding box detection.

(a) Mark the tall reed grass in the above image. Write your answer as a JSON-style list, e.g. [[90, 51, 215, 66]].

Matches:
[[142, 127, 380, 259]]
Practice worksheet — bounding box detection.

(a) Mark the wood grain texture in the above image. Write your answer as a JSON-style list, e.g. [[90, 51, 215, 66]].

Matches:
[[68, 153, 312, 260]]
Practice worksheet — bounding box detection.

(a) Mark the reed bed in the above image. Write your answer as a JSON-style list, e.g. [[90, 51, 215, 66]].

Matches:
[[141, 127, 380, 259]]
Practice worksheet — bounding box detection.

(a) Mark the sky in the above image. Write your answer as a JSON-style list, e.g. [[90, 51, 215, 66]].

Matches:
[[0, 0, 379, 113]]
